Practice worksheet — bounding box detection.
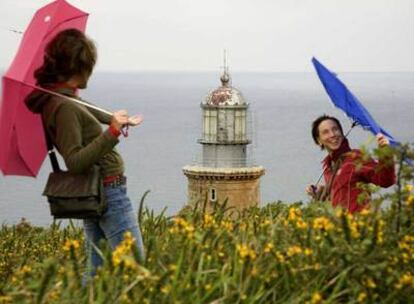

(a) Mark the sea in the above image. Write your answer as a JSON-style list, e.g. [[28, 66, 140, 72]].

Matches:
[[1, 71, 413, 226]]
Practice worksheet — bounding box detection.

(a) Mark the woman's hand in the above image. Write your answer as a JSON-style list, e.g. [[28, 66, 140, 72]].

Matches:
[[305, 184, 324, 198], [111, 110, 129, 131], [305, 185, 316, 197], [110, 111, 143, 137], [376, 133, 390, 148], [128, 114, 144, 127]]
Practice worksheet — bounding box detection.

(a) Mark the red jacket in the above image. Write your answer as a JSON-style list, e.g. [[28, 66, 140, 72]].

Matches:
[[322, 139, 395, 213]]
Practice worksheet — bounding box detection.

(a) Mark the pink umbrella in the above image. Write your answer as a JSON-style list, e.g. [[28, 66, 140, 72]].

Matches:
[[0, 0, 89, 176]]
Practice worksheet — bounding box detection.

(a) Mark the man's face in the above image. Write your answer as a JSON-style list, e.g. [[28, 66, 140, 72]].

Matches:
[[317, 119, 344, 152]]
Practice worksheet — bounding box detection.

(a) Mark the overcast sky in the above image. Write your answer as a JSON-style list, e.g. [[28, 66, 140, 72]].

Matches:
[[1, 0, 413, 72]]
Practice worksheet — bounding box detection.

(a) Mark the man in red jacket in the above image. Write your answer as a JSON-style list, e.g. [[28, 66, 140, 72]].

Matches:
[[306, 115, 396, 213]]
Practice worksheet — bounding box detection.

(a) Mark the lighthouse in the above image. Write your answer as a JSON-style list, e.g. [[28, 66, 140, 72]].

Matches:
[[183, 63, 265, 210]]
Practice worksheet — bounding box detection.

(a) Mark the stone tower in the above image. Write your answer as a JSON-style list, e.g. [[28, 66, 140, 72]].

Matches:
[[183, 64, 265, 210]]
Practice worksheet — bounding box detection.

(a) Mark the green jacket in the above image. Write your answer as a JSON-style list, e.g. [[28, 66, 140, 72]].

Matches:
[[26, 89, 124, 177]]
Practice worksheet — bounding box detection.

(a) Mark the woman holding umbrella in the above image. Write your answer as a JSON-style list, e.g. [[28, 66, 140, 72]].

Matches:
[[25, 29, 145, 277], [305, 115, 396, 213]]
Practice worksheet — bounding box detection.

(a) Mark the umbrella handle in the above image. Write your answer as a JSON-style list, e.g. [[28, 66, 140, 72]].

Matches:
[[29, 83, 143, 130]]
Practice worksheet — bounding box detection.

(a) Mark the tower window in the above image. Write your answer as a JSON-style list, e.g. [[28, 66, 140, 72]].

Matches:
[[209, 188, 217, 202]]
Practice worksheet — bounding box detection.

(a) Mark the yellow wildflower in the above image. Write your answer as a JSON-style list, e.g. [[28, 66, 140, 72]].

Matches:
[[313, 217, 333, 231], [310, 292, 322, 304], [357, 292, 367, 303], [0, 296, 13, 303], [161, 285, 171, 294], [404, 184, 413, 192], [112, 255, 122, 266], [275, 251, 285, 263], [119, 294, 131, 304], [403, 235, 414, 242], [239, 222, 248, 231], [261, 219, 272, 227], [112, 232, 137, 268], [406, 195, 414, 206], [62, 239, 80, 252], [251, 266, 258, 277], [221, 220, 233, 231], [203, 214, 216, 228], [172, 217, 195, 238], [364, 277, 377, 289], [395, 272, 414, 289], [296, 218, 308, 229], [402, 252, 410, 264], [21, 265, 32, 274], [287, 245, 302, 257], [377, 232, 384, 244], [349, 221, 361, 239], [236, 244, 256, 260], [359, 208, 371, 216], [377, 219, 385, 244], [304, 248, 313, 256], [335, 209, 344, 218], [264, 242, 274, 253], [288, 207, 302, 221]]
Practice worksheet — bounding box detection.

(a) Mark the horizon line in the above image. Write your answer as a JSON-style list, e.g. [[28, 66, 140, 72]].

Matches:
[[1, 67, 414, 74]]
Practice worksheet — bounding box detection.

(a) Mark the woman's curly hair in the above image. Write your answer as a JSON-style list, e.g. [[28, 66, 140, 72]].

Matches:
[[34, 28, 97, 86]]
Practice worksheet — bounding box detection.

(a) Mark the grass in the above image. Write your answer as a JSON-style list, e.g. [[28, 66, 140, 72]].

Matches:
[[0, 145, 413, 303]]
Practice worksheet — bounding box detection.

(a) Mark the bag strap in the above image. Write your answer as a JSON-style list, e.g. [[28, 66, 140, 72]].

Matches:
[[41, 114, 61, 173], [319, 157, 343, 201]]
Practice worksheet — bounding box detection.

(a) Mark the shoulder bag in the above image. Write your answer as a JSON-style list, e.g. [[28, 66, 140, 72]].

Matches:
[[42, 116, 107, 219]]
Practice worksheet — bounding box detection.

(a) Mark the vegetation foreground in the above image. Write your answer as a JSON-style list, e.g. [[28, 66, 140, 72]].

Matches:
[[1, 147, 414, 304]]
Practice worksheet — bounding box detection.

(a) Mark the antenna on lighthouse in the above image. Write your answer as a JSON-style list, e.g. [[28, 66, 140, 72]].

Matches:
[[220, 49, 231, 86], [223, 49, 228, 72]]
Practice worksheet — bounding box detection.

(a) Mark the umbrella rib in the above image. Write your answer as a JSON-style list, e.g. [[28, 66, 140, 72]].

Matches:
[[42, 14, 89, 41]]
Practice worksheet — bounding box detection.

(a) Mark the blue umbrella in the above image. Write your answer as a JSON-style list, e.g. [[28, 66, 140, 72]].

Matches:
[[312, 57, 397, 145]]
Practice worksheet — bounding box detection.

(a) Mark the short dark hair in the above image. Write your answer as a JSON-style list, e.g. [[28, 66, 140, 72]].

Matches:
[[34, 28, 97, 86], [311, 115, 344, 148]]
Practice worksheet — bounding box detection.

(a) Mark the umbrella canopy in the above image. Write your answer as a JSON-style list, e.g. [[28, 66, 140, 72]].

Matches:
[[0, 0, 88, 176], [311, 57, 396, 145]]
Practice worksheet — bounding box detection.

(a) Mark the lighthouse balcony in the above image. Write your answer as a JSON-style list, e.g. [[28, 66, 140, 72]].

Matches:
[[198, 139, 251, 145]]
